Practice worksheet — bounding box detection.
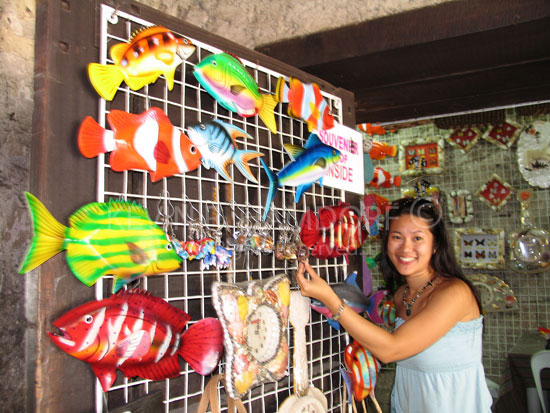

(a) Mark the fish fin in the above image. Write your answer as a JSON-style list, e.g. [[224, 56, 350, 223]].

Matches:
[[283, 144, 305, 161], [154, 141, 172, 164], [313, 157, 327, 169], [345, 272, 359, 287], [259, 94, 278, 134], [326, 318, 342, 330], [179, 318, 224, 375], [162, 66, 177, 90], [295, 183, 312, 203], [392, 176, 402, 187], [109, 43, 128, 65], [155, 50, 175, 65], [111, 274, 142, 293], [299, 210, 321, 248], [125, 72, 161, 91], [68, 200, 150, 229], [366, 290, 388, 325], [233, 150, 263, 183], [275, 76, 289, 103], [77, 117, 111, 158], [387, 145, 397, 157], [120, 356, 181, 382], [215, 159, 235, 183], [260, 158, 278, 221], [219, 120, 253, 141], [87, 63, 125, 101], [126, 242, 148, 264], [230, 84, 246, 96], [19, 192, 67, 274], [91, 363, 118, 392], [304, 133, 323, 150]]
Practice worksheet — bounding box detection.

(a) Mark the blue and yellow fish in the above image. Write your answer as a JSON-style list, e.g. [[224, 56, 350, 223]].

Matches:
[[260, 133, 341, 220], [19, 193, 181, 292]]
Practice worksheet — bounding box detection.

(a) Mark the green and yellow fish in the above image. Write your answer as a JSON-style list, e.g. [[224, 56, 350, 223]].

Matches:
[[19, 192, 181, 292]]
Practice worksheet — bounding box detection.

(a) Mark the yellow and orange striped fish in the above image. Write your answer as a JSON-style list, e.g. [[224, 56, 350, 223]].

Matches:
[[19, 193, 181, 292], [88, 26, 195, 101]]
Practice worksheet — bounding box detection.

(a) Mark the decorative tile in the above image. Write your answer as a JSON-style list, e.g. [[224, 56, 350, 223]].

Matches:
[[476, 174, 514, 211], [445, 127, 482, 153], [482, 120, 523, 149]]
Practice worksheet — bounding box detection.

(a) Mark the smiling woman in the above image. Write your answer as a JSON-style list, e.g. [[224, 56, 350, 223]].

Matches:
[[297, 197, 493, 413]]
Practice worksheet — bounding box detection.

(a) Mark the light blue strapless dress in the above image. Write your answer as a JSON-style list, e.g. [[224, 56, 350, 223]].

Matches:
[[390, 317, 493, 413]]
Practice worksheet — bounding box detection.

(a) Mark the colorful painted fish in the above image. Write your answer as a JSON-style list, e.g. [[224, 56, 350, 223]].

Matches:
[[186, 119, 264, 183], [357, 123, 387, 136], [362, 193, 390, 237], [368, 140, 397, 160], [344, 340, 382, 410], [19, 193, 181, 293], [78, 107, 202, 182], [88, 26, 196, 101], [48, 289, 224, 392], [193, 53, 278, 133], [309, 272, 387, 330], [260, 133, 341, 220], [369, 167, 401, 189], [275, 77, 335, 132]]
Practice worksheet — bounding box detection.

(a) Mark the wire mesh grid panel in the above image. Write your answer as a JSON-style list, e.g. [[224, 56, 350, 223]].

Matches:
[[93, 4, 350, 412], [361, 110, 550, 382]]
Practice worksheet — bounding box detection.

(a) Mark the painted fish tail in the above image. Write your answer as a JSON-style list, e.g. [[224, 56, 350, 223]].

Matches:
[[19, 192, 67, 274], [179, 318, 224, 375], [392, 176, 402, 187], [260, 158, 278, 221], [77, 116, 112, 158], [387, 144, 397, 157], [234, 150, 263, 183], [366, 290, 389, 325], [259, 93, 278, 134], [87, 63, 125, 101]]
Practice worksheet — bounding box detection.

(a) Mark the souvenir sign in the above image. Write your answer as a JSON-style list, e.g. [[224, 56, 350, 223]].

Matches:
[[444, 127, 482, 153], [517, 121, 550, 188], [476, 174, 514, 211], [399, 136, 444, 176], [482, 120, 523, 149], [447, 190, 474, 224], [466, 274, 518, 312], [454, 228, 505, 270], [211, 275, 290, 400]]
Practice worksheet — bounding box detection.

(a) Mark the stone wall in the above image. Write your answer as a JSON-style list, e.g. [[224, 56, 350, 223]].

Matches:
[[0, 0, 452, 410]]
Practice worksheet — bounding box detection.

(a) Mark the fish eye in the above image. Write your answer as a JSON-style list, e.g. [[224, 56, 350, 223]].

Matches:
[[84, 315, 93, 324], [183, 39, 189, 45], [200, 123, 206, 130], [166, 243, 173, 251], [211, 60, 217, 67], [190, 145, 198, 154]]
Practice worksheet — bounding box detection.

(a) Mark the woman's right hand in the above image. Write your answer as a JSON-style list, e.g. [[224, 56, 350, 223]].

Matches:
[[296, 261, 338, 306]]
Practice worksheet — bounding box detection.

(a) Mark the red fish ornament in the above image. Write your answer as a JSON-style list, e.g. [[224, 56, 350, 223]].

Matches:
[[358, 123, 387, 136], [48, 289, 224, 392], [78, 107, 202, 182], [344, 340, 382, 412], [88, 26, 196, 101], [276, 77, 335, 132], [369, 167, 401, 189], [368, 140, 397, 160]]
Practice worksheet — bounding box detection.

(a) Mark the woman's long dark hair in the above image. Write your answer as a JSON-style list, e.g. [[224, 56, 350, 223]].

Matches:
[[379, 197, 483, 313]]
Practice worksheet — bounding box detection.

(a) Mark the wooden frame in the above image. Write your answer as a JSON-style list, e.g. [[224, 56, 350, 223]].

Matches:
[[454, 228, 505, 269], [447, 190, 474, 224], [476, 174, 514, 211], [399, 136, 444, 176]]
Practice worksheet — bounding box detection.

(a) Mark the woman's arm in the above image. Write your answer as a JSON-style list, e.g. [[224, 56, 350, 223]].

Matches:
[[296, 261, 476, 363]]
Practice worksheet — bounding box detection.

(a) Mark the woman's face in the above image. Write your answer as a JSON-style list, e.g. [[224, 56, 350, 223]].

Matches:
[[386, 214, 435, 279]]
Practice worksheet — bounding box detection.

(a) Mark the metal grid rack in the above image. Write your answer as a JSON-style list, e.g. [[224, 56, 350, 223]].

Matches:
[[362, 110, 550, 382], [94, 4, 349, 412]]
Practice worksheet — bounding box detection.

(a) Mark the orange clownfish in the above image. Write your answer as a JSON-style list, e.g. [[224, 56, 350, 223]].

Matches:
[[369, 167, 401, 189], [368, 140, 397, 160], [78, 107, 202, 182], [88, 26, 196, 101]]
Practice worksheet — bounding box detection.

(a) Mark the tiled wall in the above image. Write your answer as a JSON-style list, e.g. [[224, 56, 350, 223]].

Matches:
[[362, 108, 550, 383]]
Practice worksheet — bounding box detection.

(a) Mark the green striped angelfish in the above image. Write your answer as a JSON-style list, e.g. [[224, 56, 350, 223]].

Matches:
[[19, 192, 181, 292]]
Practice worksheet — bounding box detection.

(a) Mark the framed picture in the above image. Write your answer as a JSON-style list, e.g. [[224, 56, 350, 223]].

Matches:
[[399, 136, 444, 176], [454, 228, 505, 269], [447, 190, 474, 224], [482, 119, 523, 150], [476, 174, 514, 211], [445, 127, 482, 153]]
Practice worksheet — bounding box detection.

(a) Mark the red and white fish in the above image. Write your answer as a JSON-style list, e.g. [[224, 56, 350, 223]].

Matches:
[[88, 26, 196, 101], [369, 167, 401, 189], [357, 123, 387, 136], [78, 107, 202, 182], [48, 289, 224, 392], [368, 139, 397, 160], [276, 77, 335, 132]]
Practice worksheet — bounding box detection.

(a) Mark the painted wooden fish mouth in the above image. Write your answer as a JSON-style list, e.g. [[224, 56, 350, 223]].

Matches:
[[48, 328, 75, 349]]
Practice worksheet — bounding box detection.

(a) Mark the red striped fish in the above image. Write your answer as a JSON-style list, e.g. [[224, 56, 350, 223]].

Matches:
[[344, 340, 381, 402], [48, 289, 224, 392]]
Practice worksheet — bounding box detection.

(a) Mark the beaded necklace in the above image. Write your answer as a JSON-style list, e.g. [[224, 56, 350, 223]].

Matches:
[[402, 274, 438, 316]]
